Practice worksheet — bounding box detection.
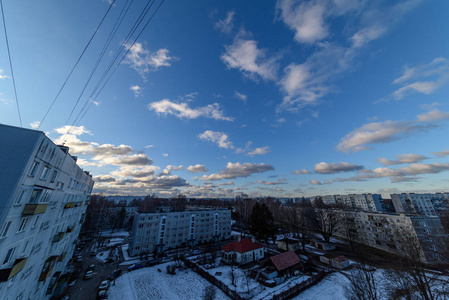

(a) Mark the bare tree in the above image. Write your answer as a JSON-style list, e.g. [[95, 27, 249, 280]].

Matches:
[[340, 212, 358, 253], [310, 208, 339, 243], [344, 262, 380, 300]]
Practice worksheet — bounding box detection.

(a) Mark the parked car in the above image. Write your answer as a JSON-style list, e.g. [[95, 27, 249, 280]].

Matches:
[[161, 257, 173, 263], [99, 280, 110, 290], [128, 263, 142, 272], [84, 270, 93, 280], [97, 290, 107, 300], [90, 250, 99, 256], [75, 255, 83, 263], [145, 258, 160, 267], [193, 250, 202, 255], [108, 269, 122, 280], [87, 264, 95, 271]]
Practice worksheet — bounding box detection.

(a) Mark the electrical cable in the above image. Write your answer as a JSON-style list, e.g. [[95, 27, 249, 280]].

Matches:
[[0, 0, 22, 127]]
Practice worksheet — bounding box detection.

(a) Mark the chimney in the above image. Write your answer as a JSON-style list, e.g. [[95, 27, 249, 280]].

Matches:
[[252, 237, 255, 243], [238, 235, 241, 242]]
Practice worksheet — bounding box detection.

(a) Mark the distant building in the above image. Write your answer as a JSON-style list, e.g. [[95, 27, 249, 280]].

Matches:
[[269, 251, 301, 275], [104, 195, 146, 205], [277, 238, 301, 252], [0, 124, 94, 300], [221, 237, 264, 265], [315, 194, 385, 212], [336, 210, 448, 264], [129, 208, 231, 256], [310, 239, 336, 251], [320, 254, 350, 269], [391, 193, 449, 216]]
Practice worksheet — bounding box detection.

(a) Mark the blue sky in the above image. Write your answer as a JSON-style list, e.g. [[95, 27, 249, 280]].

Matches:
[[1, 0, 449, 198]]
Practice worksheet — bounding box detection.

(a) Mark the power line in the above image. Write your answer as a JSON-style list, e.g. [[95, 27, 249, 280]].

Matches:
[[66, 0, 165, 137], [38, 0, 117, 129], [0, 0, 22, 127]]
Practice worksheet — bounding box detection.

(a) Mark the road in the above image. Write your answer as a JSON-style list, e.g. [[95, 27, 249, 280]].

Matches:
[[65, 242, 128, 300]]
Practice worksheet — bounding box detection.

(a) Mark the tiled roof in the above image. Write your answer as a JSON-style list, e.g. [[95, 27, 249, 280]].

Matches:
[[270, 251, 301, 272], [221, 238, 264, 253]]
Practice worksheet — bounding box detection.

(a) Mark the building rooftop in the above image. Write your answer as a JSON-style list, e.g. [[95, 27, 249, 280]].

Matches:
[[222, 238, 263, 253], [270, 251, 301, 272]]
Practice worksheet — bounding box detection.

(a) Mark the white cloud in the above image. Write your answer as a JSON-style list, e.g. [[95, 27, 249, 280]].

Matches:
[[0, 69, 8, 79], [215, 11, 235, 34], [55, 125, 92, 136], [148, 99, 233, 121], [111, 166, 160, 178], [378, 153, 428, 166], [161, 165, 183, 175], [130, 85, 142, 97], [258, 178, 287, 185], [187, 164, 208, 173], [276, 0, 329, 44], [162, 153, 168, 157], [314, 162, 364, 174], [292, 169, 310, 175], [247, 146, 271, 156], [338, 109, 449, 152], [433, 150, 449, 158], [391, 57, 449, 100], [124, 43, 177, 79], [234, 91, 248, 103], [221, 31, 279, 81], [310, 179, 322, 185], [200, 162, 274, 181], [145, 145, 154, 149], [100, 153, 153, 166], [30, 121, 40, 129], [198, 130, 234, 149]]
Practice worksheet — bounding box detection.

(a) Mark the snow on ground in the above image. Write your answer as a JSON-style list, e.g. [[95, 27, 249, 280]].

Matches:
[[96, 250, 111, 263], [107, 263, 230, 300], [122, 244, 134, 261], [254, 274, 310, 300], [294, 272, 349, 300], [100, 230, 130, 237], [105, 238, 124, 247]]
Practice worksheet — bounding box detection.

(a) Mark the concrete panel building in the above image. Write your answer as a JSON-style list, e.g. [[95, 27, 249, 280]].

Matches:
[[316, 194, 385, 212], [391, 193, 449, 216], [0, 124, 94, 300], [129, 208, 231, 256]]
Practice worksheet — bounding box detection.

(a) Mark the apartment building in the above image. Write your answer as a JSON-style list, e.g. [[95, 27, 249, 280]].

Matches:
[[0, 124, 94, 300], [391, 193, 449, 216], [337, 210, 448, 264], [317, 194, 385, 212], [129, 208, 232, 256]]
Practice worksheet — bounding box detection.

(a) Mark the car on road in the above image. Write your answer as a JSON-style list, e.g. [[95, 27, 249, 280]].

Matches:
[[84, 270, 93, 280], [128, 263, 142, 272], [99, 280, 110, 290], [97, 290, 107, 300], [75, 255, 83, 263], [145, 258, 161, 267], [161, 257, 173, 263], [87, 264, 95, 271]]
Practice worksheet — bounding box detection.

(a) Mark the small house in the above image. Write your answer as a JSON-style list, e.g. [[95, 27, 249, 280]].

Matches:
[[269, 251, 301, 275], [221, 237, 264, 265], [310, 239, 335, 251], [277, 238, 301, 251], [319, 253, 350, 269]]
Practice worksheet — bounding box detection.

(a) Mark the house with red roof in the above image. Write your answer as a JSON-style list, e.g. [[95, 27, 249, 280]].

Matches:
[[221, 237, 264, 265], [269, 251, 301, 275]]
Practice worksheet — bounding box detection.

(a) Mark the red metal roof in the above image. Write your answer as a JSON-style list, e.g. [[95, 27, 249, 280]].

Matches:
[[270, 251, 301, 272], [221, 238, 264, 253]]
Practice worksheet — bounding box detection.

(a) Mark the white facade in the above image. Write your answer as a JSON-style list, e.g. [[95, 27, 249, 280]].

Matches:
[[129, 208, 231, 256], [317, 194, 384, 212], [390, 193, 445, 216], [0, 124, 94, 300]]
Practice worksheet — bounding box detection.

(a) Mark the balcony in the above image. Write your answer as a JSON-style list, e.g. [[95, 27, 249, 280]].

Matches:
[[66, 225, 75, 233], [57, 252, 67, 262], [22, 203, 48, 215], [0, 257, 28, 282], [64, 202, 75, 209], [52, 232, 65, 243], [39, 256, 58, 281]]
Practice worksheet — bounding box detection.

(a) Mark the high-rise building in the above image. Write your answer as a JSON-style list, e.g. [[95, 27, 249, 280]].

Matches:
[[129, 207, 231, 256], [390, 193, 446, 216], [315, 193, 385, 212], [0, 124, 94, 300]]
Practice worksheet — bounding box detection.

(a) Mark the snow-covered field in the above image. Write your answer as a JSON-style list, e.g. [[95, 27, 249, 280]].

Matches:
[[294, 272, 348, 300], [107, 264, 230, 300]]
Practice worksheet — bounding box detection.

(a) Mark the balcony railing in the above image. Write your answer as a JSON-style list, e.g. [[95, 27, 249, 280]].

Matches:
[[22, 203, 48, 215], [64, 202, 75, 209], [39, 256, 58, 281], [0, 258, 28, 282]]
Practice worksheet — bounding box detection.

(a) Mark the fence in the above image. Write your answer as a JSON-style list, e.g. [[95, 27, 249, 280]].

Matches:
[[182, 257, 327, 300]]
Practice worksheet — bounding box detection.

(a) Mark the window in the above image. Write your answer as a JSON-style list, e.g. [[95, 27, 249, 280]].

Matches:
[[50, 170, 58, 183], [3, 247, 16, 264], [29, 189, 43, 203], [17, 218, 29, 232], [1, 221, 12, 238], [33, 215, 41, 227], [40, 167, 50, 180], [28, 161, 39, 177], [14, 190, 25, 205]]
